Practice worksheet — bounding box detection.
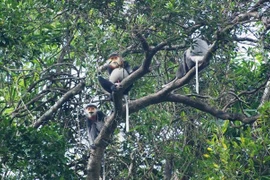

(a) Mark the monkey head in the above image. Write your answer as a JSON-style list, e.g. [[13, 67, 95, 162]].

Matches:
[[84, 104, 97, 120], [98, 53, 124, 72], [107, 53, 123, 69], [187, 39, 209, 62]]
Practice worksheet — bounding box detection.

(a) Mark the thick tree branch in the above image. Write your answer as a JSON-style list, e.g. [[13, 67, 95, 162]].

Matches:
[[134, 30, 150, 52], [87, 88, 124, 179], [121, 37, 185, 95], [233, 36, 258, 43], [162, 40, 219, 92], [166, 94, 259, 124], [127, 91, 168, 115], [127, 89, 259, 124], [33, 81, 85, 128], [87, 7, 266, 178], [127, 88, 258, 124]]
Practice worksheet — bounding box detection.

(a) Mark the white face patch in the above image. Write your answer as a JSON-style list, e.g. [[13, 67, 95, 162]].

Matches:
[[84, 106, 97, 118], [84, 110, 91, 118]]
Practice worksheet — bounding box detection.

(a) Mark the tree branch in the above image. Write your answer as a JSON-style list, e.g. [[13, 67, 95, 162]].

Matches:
[[126, 88, 258, 124], [87, 8, 266, 178], [134, 30, 150, 52], [87, 87, 124, 179], [166, 94, 259, 124], [33, 81, 85, 128]]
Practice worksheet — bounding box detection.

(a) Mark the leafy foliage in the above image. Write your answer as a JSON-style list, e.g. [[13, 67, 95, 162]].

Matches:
[[202, 105, 270, 179], [0, 116, 78, 179], [0, 0, 269, 179]]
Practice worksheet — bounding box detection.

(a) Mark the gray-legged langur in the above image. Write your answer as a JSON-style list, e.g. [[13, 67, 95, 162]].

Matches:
[[176, 38, 209, 93], [98, 53, 137, 132], [84, 103, 105, 149]]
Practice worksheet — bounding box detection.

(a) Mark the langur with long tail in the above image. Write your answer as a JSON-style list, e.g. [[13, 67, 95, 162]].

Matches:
[[98, 53, 136, 132], [176, 38, 209, 93], [84, 104, 106, 179], [84, 103, 105, 149]]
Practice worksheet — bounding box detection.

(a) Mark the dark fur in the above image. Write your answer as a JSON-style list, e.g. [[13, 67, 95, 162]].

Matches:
[[86, 109, 105, 148], [98, 58, 136, 96], [176, 51, 195, 78], [176, 39, 208, 78]]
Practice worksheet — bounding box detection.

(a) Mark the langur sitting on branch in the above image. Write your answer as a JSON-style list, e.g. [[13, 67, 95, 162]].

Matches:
[[97, 53, 134, 96], [164, 38, 209, 93], [84, 103, 105, 149], [177, 38, 209, 93], [97, 53, 137, 132]]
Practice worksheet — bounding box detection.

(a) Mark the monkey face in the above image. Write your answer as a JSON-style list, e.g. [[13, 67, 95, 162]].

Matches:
[[108, 56, 123, 69], [86, 106, 96, 114], [85, 106, 97, 119]]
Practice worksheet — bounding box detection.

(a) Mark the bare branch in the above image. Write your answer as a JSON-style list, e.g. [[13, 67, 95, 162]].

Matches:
[[231, 11, 260, 24], [233, 36, 258, 43], [166, 94, 259, 124], [33, 81, 85, 128], [134, 30, 150, 52], [249, 0, 269, 12]]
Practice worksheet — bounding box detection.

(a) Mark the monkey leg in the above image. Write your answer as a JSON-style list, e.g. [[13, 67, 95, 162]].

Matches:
[[88, 125, 96, 145], [176, 58, 195, 78], [89, 123, 99, 149], [98, 76, 114, 94], [176, 64, 186, 78]]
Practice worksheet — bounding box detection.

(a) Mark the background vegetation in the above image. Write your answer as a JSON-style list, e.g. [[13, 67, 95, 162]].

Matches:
[[0, 0, 269, 179]]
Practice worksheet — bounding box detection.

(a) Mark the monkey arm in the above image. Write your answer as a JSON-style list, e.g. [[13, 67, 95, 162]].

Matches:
[[176, 54, 195, 78], [86, 118, 93, 129], [98, 60, 110, 72], [123, 61, 133, 74], [96, 111, 105, 122]]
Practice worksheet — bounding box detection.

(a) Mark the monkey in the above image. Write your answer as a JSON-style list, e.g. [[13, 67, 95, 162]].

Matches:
[[98, 53, 136, 132], [98, 53, 134, 95], [84, 103, 105, 149], [176, 38, 209, 93], [176, 39, 209, 78]]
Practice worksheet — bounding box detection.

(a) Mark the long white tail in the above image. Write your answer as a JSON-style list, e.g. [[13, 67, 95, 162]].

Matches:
[[195, 59, 199, 94], [124, 95, 129, 132], [102, 153, 105, 180]]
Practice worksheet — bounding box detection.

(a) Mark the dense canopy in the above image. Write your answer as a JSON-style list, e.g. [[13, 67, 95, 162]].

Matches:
[[0, 0, 269, 179]]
